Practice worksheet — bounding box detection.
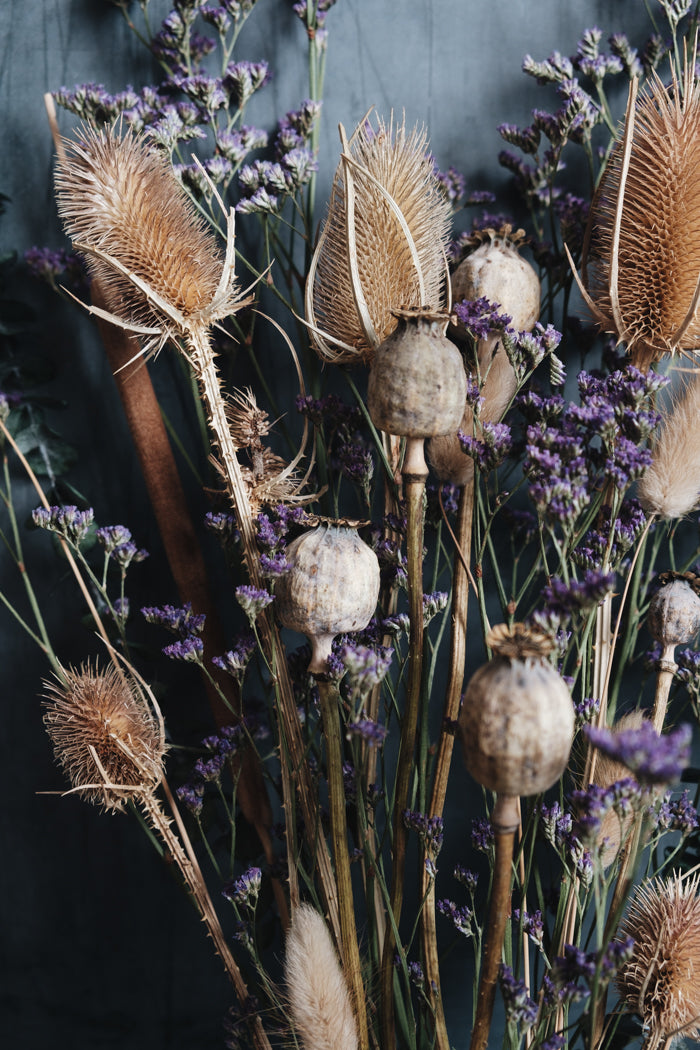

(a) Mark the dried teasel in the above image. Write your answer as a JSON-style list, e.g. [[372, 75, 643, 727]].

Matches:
[[306, 112, 452, 365], [616, 871, 700, 1048], [42, 662, 166, 812], [580, 56, 700, 370]]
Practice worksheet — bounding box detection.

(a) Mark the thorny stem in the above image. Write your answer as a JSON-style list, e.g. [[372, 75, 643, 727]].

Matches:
[[420, 481, 474, 1050], [469, 794, 520, 1050], [381, 436, 428, 1050], [185, 327, 342, 948], [317, 676, 369, 1050]]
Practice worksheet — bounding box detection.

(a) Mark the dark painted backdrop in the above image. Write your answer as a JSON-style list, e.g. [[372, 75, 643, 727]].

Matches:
[[0, 2, 652, 1047]]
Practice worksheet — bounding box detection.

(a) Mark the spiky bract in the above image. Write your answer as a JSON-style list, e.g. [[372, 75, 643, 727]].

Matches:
[[309, 114, 452, 364], [617, 871, 700, 1047], [43, 663, 166, 812], [588, 65, 700, 369]]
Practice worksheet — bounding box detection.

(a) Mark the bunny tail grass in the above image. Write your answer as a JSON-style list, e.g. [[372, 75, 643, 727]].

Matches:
[[285, 904, 360, 1050], [638, 370, 700, 519]]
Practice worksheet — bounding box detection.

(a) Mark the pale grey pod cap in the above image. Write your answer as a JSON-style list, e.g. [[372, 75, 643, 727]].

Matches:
[[367, 309, 467, 439], [276, 523, 380, 674], [451, 236, 541, 336], [459, 656, 575, 796], [647, 575, 700, 648]]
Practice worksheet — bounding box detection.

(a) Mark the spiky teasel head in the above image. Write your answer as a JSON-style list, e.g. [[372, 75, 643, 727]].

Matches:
[[43, 662, 166, 812], [306, 112, 452, 365], [616, 871, 700, 1047], [584, 57, 700, 370], [55, 124, 248, 354]]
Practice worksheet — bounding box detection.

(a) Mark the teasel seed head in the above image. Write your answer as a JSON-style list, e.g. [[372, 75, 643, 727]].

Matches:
[[276, 521, 380, 674], [647, 571, 700, 649], [584, 60, 700, 370], [638, 371, 700, 519], [616, 871, 700, 1047], [458, 623, 574, 796], [285, 903, 359, 1050], [55, 124, 247, 352], [366, 307, 467, 441], [306, 113, 452, 365], [43, 662, 166, 812]]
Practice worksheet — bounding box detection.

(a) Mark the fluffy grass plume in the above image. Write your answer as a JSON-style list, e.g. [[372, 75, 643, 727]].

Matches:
[[307, 113, 452, 364], [638, 370, 700, 518], [284, 903, 359, 1050], [586, 59, 700, 369], [617, 871, 700, 1047]]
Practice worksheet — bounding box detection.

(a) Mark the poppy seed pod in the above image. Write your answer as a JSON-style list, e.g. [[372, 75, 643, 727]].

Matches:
[[459, 625, 575, 796], [367, 308, 467, 439], [647, 573, 700, 648], [276, 522, 380, 675], [451, 231, 541, 337]]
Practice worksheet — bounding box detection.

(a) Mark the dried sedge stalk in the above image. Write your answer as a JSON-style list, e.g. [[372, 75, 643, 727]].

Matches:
[[307, 113, 452, 364], [638, 370, 700, 519], [285, 904, 359, 1050], [584, 58, 700, 370], [54, 125, 342, 947]]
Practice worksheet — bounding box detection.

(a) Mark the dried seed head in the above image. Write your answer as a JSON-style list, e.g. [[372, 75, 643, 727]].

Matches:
[[617, 871, 700, 1046], [459, 625, 574, 796], [43, 663, 166, 812], [276, 523, 380, 674], [55, 124, 241, 342], [590, 709, 645, 867], [647, 573, 700, 648], [486, 622, 556, 660], [307, 114, 452, 364], [451, 228, 541, 337], [367, 308, 467, 439], [226, 387, 273, 449], [586, 63, 700, 369], [638, 371, 700, 519]]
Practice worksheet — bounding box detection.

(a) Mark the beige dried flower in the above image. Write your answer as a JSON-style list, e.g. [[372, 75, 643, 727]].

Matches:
[[285, 903, 359, 1050], [589, 709, 645, 867], [43, 662, 166, 812], [486, 621, 555, 661], [639, 371, 700, 518], [306, 113, 452, 364], [583, 59, 700, 370], [617, 871, 700, 1048]]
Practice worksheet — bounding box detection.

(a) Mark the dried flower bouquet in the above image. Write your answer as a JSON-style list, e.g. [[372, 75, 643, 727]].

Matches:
[[7, 2, 700, 1049]]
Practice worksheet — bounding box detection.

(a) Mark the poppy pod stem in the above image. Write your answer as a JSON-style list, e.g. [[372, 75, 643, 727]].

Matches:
[[470, 793, 520, 1050]]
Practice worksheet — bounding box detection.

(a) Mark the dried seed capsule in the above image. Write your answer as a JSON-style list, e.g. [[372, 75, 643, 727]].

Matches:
[[451, 230, 541, 336], [459, 624, 574, 796], [648, 572, 700, 648], [367, 308, 466, 439], [276, 521, 380, 674]]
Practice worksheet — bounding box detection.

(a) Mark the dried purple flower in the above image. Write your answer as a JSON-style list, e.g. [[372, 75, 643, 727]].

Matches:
[[499, 964, 538, 1027], [584, 721, 691, 784]]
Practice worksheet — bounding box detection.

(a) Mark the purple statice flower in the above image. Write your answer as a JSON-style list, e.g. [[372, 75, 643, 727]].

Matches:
[[453, 866, 478, 893], [453, 296, 513, 340], [574, 695, 600, 726], [53, 82, 120, 122], [223, 60, 270, 107], [407, 960, 424, 988], [471, 818, 495, 853], [109, 597, 130, 628], [200, 5, 232, 34], [334, 439, 374, 498], [176, 782, 204, 817], [346, 714, 388, 748], [112, 541, 149, 570], [512, 908, 544, 947], [570, 779, 639, 844], [24, 245, 86, 291], [163, 636, 205, 663], [276, 99, 322, 151], [215, 126, 266, 166], [524, 420, 590, 527], [235, 584, 274, 624], [551, 945, 595, 1003], [96, 525, 133, 553], [653, 789, 699, 834], [295, 392, 361, 430], [522, 50, 575, 85], [600, 937, 635, 979], [339, 642, 393, 699], [437, 899, 474, 937], [259, 550, 289, 578], [540, 1038, 565, 1050], [539, 800, 573, 847], [573, 26, 624, 82], [553, 192, 589, 254], [423, 591, 449, 626], [503, 323, 562, 381], [573, 499, 648, 572], [499, 964, 538, 1027], [280, 147, 317, 190], [33, 504, 94, 545], [459, 421, 512, 472], [205, 510, 239, 544], [236, 186, 279, 214], [381, 612, 410, 637], [222, 866, 262, 908], [141, 601, 206, 637], [530, 569, 616, 632], [584, 721, 692, 784], [213, 631, 256, 684], [403, 811, 444, 855], [194, 752, 227, 782], [432, 161, 466, 205], [517, 390, 567, 424], [292, 0, 336, 28]]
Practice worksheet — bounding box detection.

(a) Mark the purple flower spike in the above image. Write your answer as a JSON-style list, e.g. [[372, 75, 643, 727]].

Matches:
[[584, 721, 692, 784], [235, 584, 274, 624]]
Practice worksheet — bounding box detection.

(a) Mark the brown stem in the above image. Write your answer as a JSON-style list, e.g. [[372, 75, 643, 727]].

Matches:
[[470, 794, 519, 1050], [652, 645, 677, 732], [420, 480, 473, 1050], [380, 437, 428, 1049]]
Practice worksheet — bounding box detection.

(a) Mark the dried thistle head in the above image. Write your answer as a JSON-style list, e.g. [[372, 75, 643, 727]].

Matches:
[[585, 59, 700, 369], [43, 662, 166, 812], [617, 871, 700, 1047], [486, 622, 556, 661], [55, 124, 247, 352], [307, 113, 452, 365]]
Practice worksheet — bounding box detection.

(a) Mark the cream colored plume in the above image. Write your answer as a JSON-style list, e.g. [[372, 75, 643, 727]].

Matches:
[[284, 903, 359, 1050], [306, 112, 452, 364], [638, 370, 700, 519]]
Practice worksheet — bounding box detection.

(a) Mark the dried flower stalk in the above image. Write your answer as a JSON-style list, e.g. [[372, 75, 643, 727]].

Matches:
[[639, 370, 700, 519]]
